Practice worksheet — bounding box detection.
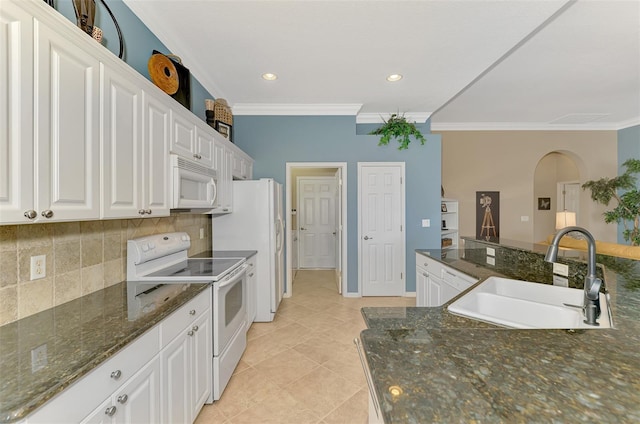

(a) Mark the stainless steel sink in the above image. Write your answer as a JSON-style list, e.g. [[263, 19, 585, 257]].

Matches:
[[447, 277, 612, 329]]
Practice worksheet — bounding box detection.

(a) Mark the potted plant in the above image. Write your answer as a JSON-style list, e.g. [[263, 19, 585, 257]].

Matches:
[[582, 158, 640, 245], [369, 113, 426, 150]]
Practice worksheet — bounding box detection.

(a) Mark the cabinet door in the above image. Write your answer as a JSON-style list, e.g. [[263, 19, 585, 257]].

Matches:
[[113, 357, 160, 424], [427, 274, 460, 307], [415, 266, 428, 307], [142, 91, 170, 217], [195, 125, 214, 167], [0, 1, 34, 224], [161, 333, 190, 424], [171, 108, 196, 159], [34, 18, 100, 221], [101, 64, 143, 219], [190, 311, 212, 419]]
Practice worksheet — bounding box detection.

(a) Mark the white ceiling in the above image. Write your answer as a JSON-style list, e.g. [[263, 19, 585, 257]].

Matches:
[[124, 0, 640, 130]]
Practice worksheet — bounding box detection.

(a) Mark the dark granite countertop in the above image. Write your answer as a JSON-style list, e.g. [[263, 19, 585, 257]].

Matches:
[[360, 242, 640, 423], [0, 281, 210, 423]]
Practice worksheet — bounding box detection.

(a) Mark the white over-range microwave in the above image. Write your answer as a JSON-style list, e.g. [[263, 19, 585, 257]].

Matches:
[[170, 154, 217, 209]]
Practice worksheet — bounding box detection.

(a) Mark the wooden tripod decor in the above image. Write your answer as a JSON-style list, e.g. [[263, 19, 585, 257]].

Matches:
[[480, 205, 497, 237]]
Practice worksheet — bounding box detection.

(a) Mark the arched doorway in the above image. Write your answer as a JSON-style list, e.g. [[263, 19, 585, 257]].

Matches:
[[533, 152, 580, 242]]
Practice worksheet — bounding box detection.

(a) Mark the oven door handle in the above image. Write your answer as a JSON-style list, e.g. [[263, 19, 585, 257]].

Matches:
[[218, 264, 248, 288]]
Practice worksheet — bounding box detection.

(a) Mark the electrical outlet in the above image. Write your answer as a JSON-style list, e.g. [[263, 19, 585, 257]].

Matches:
[[199, 228, 205, 239], [486, 256, 496, 266], [553, 275, 569, 287], [553, 262, 569, 277], [30, 255, 46, 280], [31, 344, 48, 373], [486, 247, 495, 257]]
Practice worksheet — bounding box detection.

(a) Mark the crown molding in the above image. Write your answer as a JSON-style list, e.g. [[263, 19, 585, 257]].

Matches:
[[356, 112, 432, 124], [232, 103, 363, 116], [430, 121, 635, 131]]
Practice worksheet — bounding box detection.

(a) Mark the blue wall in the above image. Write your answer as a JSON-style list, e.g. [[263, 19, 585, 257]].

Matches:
[[53, 0, 213, 121], [233, 115, 442, 294], [617, 124, 640, 243]]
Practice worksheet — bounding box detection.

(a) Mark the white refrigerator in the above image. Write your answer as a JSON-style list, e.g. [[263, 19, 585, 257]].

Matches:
[[214, 179, 284, 322]]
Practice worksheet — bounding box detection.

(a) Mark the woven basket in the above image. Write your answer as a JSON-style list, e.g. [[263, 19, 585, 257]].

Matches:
[[213, 99, 233, 126]]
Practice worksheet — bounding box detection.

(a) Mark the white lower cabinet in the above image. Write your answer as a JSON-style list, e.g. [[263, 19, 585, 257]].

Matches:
[[26, 288, 212, 424], [161, 309, 212, 424], [81, 357, 160, 424], [416, 253, 478, 307]]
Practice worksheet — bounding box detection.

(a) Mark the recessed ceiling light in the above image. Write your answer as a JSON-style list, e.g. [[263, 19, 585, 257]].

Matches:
[[262, 73, 277, 81], [386, 74, 403, 82]]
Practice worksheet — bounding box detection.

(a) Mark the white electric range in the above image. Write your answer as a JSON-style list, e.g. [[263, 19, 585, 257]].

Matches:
[[126, 232, 248, 401]]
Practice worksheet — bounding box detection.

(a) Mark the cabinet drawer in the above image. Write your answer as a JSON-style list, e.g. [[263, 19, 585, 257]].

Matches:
[[160, 288, 211, 349], [28, 327, 159, 423], [442, 268, 477, 291]]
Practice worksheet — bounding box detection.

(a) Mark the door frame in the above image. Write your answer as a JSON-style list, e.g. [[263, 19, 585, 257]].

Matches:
[[285, 162, 348, 298], [357, 162, 406, 297]]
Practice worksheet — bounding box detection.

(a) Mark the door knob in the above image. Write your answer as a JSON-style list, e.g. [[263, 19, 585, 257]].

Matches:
[[364, 236, 373, 240]]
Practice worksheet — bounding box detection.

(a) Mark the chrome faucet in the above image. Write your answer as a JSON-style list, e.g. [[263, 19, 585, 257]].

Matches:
[[544, 226, 602, 326]]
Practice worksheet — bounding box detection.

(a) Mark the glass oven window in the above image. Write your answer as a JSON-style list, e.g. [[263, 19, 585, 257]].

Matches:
[[225, 280, 243, 326]]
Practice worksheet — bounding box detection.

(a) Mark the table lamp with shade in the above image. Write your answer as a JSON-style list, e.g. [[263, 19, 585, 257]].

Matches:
[[555, 210, 576, 230]]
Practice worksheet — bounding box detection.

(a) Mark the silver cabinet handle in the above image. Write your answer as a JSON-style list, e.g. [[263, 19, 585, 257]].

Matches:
[[117, 394, 128, 404], [105, 406, 117, 416], [144, 209, 152, 215], [193, 154, 202, 160], [138, 209, 146, 215], [41, 209, 53, 218], [189, 309, 196, 315], [424, 262, 428, 267], [187, 330, 194, 336], [110, 370, 122, 380], [192, 325, 199, 332], [249, 273, 254, 277], [354, 338, 380, 420], [364, 236, 373, 240], [24, 210, 37, 219], [422, 272, 428, 277]]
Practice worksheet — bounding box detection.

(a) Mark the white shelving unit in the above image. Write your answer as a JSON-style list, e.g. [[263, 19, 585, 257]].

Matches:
[[441, 198, 459, 250]]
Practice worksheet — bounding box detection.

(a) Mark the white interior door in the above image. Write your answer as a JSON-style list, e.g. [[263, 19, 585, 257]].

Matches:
[[358, 163, 405, 296], [557, 181, 581, 222], [298, 177, 337, 269]]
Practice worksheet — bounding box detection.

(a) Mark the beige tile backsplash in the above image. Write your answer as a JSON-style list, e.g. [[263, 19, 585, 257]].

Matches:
[[0, 214, 212, 326]]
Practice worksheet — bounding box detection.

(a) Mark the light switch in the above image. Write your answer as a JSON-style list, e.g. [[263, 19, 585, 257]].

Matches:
[[421, 219, 430, 227]]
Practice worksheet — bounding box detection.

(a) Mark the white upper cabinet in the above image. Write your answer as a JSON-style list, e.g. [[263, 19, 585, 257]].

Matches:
[[35, 16, 101, 222], [142, 91, 171, 217], [101, 62, 171, 219], [1, 0, 101, 224], [171, 108, 214, 168], [0, 1, 34, 223]]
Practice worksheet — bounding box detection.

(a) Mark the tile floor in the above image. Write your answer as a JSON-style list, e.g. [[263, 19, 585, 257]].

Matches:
[[195, 270, 415, 424]]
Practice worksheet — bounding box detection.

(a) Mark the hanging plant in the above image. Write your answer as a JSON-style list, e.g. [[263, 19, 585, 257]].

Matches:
[[369, 113, 426, 150]]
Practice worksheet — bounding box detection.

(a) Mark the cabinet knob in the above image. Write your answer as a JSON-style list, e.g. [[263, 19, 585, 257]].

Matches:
[[105, 406, 117, 416], [138, 209, 146, 215], [189, 309, 196, 315], [117, 394, 128, 404], [41, 209, 54, 219], [144, 209, 152, 215], [192, 325, 199, 332], [187, 330, 194, 336], [110, 370, 122, 380], [364, 235, 373, 240], [249, 273, 254, 277], [422, 272, 428, 277], [194, 154, 202, 160], [24, 210, 37, 219]]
